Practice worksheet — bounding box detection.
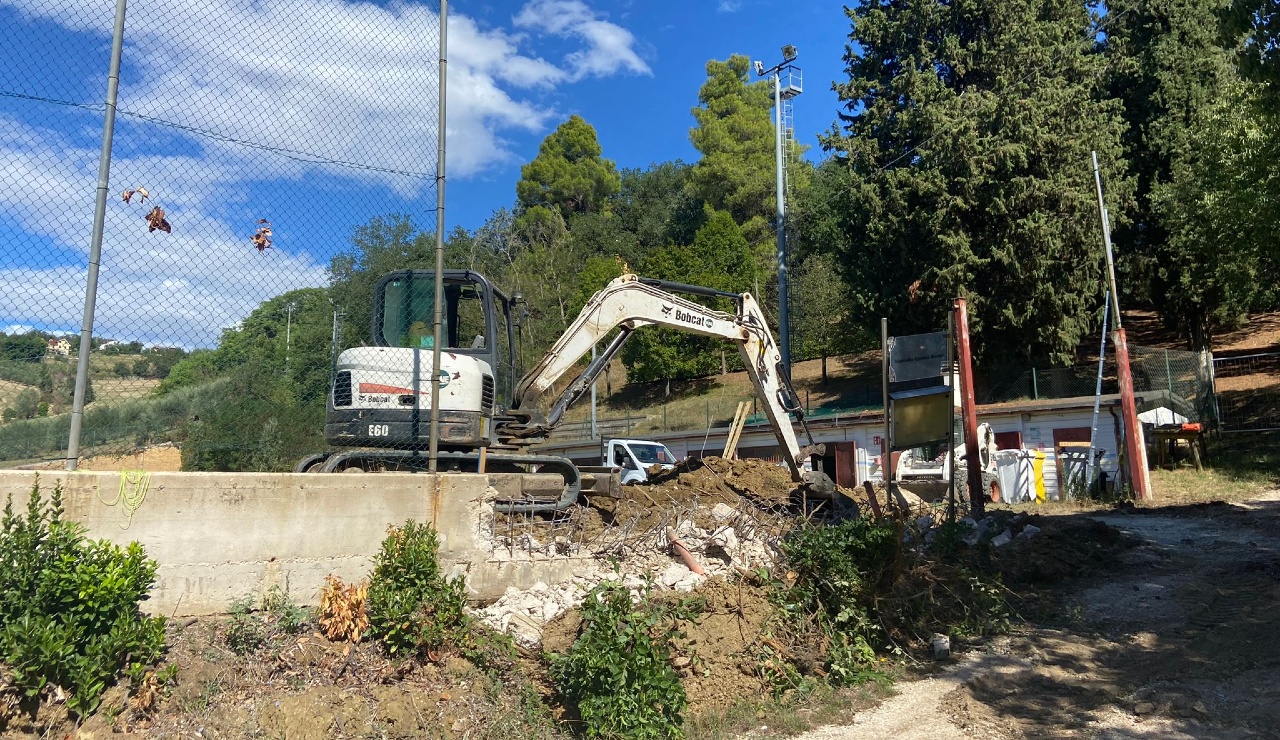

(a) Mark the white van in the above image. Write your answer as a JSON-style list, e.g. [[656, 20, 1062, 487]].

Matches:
[[603, 438, 677, 485]]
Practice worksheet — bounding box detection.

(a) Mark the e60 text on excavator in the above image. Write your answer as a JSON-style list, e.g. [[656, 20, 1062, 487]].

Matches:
[[296, 270, 834, 512]]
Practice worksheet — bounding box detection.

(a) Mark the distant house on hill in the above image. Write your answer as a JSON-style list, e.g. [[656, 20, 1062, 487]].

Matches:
[[46, 338, 71, 357]]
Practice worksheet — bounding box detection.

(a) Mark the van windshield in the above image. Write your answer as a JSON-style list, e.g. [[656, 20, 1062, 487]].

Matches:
[[629, 443, 674, 465]]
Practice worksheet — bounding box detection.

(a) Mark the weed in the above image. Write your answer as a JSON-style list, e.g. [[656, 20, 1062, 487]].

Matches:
[[551, 579, 687, 739], [0, 477, 166, 719], [224, 597, 265, 655], [262, 585, 309, 635]]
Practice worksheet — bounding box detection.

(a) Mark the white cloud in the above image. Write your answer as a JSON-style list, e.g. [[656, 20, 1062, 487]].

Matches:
[[717, 1, 742, 12], [513, 0, 652, 81], [0, 0, 651, 346], [3, 0, 649, 184]]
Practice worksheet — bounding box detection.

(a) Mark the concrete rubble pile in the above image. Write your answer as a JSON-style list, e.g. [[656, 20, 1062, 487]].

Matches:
[[473, 502, 784, 648]]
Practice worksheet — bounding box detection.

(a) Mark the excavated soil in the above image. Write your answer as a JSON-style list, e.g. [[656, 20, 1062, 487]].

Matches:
[[582, 456, 801, 541]]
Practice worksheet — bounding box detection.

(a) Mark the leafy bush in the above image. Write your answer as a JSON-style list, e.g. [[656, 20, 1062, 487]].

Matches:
[[781, 518, 900, 634], [365, 521, 469, 656], [0, 478, 166, 718], [551, 581, 688, 740]]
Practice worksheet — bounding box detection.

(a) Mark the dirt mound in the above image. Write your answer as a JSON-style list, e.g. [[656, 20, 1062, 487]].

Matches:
[[667, 577, 774, 713], [983, 513, 1131, 586], [582, 456, 801, 543]]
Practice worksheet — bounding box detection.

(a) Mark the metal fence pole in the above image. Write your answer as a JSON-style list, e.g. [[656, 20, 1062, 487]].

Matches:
[[65, 0, 128, 471], [1086, 289, 1111, 489], [427, 0, 448, 473]]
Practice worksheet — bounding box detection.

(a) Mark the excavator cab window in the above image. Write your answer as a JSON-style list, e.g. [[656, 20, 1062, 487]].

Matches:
[[378, 274, 488, 351]]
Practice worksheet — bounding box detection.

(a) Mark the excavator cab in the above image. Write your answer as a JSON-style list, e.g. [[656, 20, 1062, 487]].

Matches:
[[370, 270, 519, 406]]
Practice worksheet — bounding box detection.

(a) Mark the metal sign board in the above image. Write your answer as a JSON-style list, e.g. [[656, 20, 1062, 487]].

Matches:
[[890, 385, 953, 449], [888, 331, 948, 383]]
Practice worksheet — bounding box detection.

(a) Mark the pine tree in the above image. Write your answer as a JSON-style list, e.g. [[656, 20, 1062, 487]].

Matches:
[[516, 115, 620, 221], [821, 0, 1132, 365], [689, 55, 776, 235]]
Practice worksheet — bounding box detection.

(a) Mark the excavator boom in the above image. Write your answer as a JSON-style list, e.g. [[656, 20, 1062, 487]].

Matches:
[[504, 274, 829, 490]]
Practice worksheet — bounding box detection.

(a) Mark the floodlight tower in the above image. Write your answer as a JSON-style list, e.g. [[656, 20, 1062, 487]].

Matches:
[[756, 45, 802, 371]]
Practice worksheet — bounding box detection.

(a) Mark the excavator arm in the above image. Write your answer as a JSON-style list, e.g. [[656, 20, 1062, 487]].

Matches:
[[503, 274, 830, 491]]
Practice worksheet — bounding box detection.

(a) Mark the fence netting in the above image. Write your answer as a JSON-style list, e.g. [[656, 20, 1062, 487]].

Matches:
[[0, 0, 441, 468], [1214, 352, 1280, 432]]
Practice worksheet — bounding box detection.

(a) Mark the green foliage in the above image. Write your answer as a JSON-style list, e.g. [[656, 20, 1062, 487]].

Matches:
[[1225, 0, 1280, 94], [224, 597, 265, 655], [821, 0, 1132, 365], [7, 388, 40, 421], [790, 254, 866, 372], [0, 332, 48, 363], [517, 115, 621, 221], [781, 519, 899, 635], [1148, 82, 1280, 346], [613, 162, 704, 255], [222, 587, 311, 656], [0, 377, 232, 465], [551, 580, 688, 739], [0, 478, 166, 718], [365, 520, 470, 657], [1104, 0, 1253, 345]]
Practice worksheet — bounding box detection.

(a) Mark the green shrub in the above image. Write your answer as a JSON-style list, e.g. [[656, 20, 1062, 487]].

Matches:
[[781, 518, 899, 634], [551, 581, 687, 740], [365, 521, 469, 656], [0, 478, 166, 718]]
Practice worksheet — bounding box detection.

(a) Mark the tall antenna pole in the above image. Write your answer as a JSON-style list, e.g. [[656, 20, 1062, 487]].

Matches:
[[428, 0, 448, 473], [67, 0, 128, 471], [774, 71, 790, 370]]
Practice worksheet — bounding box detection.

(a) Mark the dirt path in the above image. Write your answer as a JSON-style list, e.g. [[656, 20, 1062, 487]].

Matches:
[[798, 493, 1280, 739]]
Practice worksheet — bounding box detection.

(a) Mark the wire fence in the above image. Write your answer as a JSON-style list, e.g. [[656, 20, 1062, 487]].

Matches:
[[0, 0, 442, 468], [1214, 352, 1280, 432]]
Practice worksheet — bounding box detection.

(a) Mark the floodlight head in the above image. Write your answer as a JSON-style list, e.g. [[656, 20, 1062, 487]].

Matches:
[[754, 60, 765, 76], [782, 44, 798, 62]]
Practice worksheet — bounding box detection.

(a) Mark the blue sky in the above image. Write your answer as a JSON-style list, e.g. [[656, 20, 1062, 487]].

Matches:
[[448, 0, 854, 228], [0, 0, 854, 347]]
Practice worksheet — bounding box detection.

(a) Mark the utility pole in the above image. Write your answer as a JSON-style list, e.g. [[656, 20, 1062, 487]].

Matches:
[[1092, 151, 1149, 501], [755, 46, 801, 371], [283, 301, 297, 370], [67, 0, 128, 471]]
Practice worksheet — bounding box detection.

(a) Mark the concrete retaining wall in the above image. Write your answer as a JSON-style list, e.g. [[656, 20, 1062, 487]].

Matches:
[[0, 470, 562, 616]]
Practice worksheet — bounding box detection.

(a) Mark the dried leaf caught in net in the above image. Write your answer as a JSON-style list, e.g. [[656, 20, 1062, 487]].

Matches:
[[145, 206, 171, 233], [251, 219, 273, 252], [121, 186, 150, 204]]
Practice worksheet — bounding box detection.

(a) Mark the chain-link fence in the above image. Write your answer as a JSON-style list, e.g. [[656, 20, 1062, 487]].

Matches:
[[1129, 345, 1216, 426], [1214, 352, 1280, 432], [0, 0, 442, 468]]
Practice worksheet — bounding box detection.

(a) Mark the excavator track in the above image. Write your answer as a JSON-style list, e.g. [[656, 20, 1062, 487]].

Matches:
[[294, 450, 586, 514]]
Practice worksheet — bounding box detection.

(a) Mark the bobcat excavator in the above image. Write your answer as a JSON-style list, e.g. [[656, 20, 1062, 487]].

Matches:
[[296, 270, 834, 512]]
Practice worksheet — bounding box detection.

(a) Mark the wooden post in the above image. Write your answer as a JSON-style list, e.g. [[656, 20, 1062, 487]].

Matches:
[[1114, 328, 1151, 500], [954, 299, 985, 519]]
